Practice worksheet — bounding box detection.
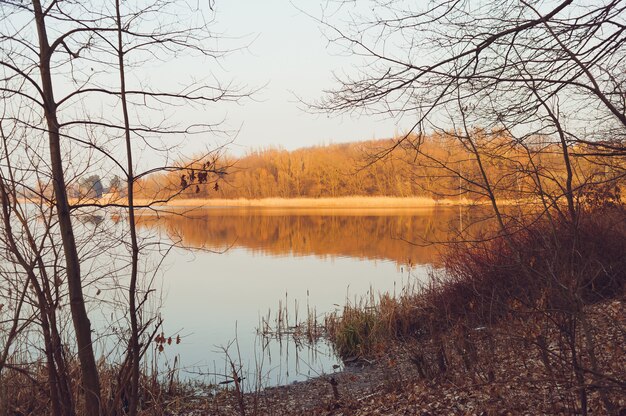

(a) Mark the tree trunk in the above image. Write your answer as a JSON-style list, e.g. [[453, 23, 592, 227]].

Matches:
[[31, 1, 102, 413], [115, 1, 141, 414]]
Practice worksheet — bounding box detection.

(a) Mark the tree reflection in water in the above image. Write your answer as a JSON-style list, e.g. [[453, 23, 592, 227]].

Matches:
[[137, 206, 492, 266]]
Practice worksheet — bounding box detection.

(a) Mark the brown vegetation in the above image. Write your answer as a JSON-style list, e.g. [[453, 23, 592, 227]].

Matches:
[[138, 134, 623, 203], [135, 196, 478, 208], [0, 1, 239, 415], [160, 300, 625, 415], [322, 200, 626, 414]]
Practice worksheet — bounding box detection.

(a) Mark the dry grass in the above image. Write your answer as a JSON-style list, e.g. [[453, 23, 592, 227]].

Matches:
[[58, 193, 623, 210], [324, 292, 418, 359], [132, 196, 529, 208], [139, 196, 465, 208], [0, 354, 200, 416]]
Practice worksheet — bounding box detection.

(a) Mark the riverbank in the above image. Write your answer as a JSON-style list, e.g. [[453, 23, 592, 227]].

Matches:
[[160, 297, 625, 415], [171, 204, 626, 415]]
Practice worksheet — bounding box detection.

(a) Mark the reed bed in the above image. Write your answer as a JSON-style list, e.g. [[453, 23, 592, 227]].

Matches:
[[133, 196, 530, 209], [62, 193, 536, 209], [258, 292, 325, 347], [139, 196, 466, 208]]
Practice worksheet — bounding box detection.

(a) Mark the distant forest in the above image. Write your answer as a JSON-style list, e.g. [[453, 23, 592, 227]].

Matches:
[[138, 133, 619, 201]]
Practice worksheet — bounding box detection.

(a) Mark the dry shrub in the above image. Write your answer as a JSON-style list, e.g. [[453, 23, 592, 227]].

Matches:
[[442, 203, 626, 330], [0, 365, 50, 415], [324, 201, 626, 414], [0, 356, 191, 416], [326, 204, 626, 357]]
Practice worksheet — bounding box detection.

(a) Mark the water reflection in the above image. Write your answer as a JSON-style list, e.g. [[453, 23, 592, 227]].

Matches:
[[139, 207, 477, 266], [136, 207, 481, 387]]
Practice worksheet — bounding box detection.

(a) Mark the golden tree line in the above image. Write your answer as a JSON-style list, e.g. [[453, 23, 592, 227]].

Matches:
[[137, 130, 623, 202]]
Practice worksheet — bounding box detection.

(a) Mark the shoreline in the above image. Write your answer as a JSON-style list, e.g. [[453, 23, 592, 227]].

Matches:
[[132, 196, 525, 209]]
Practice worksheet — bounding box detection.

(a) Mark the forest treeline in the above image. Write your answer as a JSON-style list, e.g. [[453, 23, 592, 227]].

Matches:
[[137, 132, 621, 202]]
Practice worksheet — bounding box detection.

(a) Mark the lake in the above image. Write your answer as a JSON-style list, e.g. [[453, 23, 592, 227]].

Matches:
[[136, 206, 474, 389]]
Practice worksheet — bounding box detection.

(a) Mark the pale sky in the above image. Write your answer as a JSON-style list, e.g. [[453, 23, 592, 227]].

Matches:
[[4, 1, 409, 173], [202, 1, 405, 155]]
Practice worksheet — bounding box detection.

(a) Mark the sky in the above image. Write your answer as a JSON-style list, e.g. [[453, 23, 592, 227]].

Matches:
[[1, 0, 409, 178], [199, 1, 405, 155]]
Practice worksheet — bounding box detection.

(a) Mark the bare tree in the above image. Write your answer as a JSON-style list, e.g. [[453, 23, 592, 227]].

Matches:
[[312, 0, 624, 204], [310, 1, 626, 413], [0, 0, 245, 414]]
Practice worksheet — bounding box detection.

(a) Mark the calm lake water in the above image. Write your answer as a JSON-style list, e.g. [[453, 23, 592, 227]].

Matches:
[[137, 206, 473, 388]]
